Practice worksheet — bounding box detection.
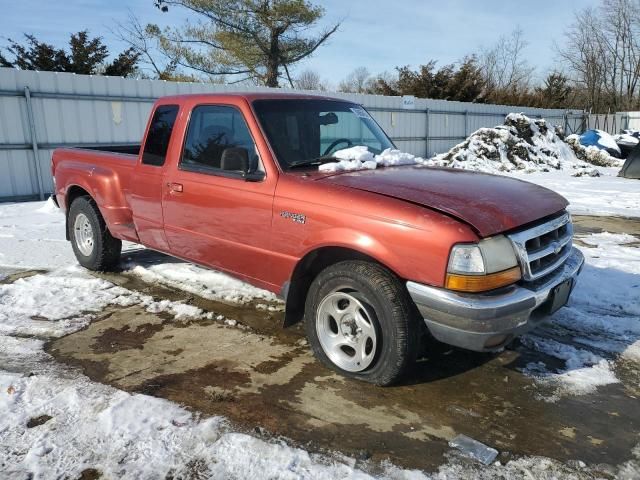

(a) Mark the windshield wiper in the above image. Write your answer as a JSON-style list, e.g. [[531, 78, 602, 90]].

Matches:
[[288, 155, 338, 169]]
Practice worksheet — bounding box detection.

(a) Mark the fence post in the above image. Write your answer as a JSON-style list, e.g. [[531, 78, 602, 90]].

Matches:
[[425, 108, 430, 158], [24, 86, 45, 201], [464, 110, 469, 137]]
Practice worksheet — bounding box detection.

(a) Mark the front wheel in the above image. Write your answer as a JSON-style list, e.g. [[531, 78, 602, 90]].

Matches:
[[68, 196, 122, 271], [304, 260, 420, 386]]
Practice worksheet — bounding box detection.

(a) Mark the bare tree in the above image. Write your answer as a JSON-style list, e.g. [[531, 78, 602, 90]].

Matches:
[[294, 68, 326, 90], [113, 13, 179, 80], [479, 28, 534, 94], [557, 8, 608, 111], [600, 0, 640, 109], [558, 0, 640, 112], [338, 67, 371, 93]]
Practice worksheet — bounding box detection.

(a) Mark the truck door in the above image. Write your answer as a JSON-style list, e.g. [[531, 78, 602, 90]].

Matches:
[[129, 104, 180, 252], [161, 102, 277, 289]]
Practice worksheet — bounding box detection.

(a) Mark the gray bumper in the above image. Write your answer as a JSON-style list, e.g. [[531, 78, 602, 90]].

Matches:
[[407, 247, 585, 352]]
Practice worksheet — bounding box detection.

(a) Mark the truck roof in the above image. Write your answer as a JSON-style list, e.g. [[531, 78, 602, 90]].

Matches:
[[156, 91, 355, 104]]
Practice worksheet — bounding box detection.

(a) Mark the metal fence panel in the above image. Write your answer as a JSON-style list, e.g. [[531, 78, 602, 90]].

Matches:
[[586, 112, 629, 135], [0, 67, 587, 202]]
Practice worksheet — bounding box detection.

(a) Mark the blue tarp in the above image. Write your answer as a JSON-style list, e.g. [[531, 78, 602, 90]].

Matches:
[[579, 129, 621, 158]]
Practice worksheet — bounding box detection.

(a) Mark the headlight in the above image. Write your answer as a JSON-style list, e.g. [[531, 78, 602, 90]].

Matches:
[[446, 236, 521, 292], [448, 245, 485, 274]]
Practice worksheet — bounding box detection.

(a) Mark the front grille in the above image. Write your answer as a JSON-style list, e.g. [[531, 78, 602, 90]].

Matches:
[[508, 213, 573, 281]]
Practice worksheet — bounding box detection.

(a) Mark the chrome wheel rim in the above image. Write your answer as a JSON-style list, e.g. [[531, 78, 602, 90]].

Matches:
[[316, 290, 378, 372], [73, 213, 94, 256]]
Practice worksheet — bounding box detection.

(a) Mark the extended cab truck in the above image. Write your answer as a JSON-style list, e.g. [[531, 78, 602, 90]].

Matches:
[[51, 93, 585, 385]]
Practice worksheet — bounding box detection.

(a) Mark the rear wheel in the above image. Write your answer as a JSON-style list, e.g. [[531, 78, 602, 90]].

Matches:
[[68, 196, 121, 271], [304, 260, 420, 386]]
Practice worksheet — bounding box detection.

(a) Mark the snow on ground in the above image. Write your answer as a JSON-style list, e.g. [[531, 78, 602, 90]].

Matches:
[[0, 266, 209, 340], [509, 167, 640, 217], [0, 199, 73, 269], [0, 331, 375, 479], [127, 262, 277, 304], [519, 231, 640, 400]]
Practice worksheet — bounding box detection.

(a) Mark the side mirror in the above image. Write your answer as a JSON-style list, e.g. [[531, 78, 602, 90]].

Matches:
[[220, 147, 264, 181]]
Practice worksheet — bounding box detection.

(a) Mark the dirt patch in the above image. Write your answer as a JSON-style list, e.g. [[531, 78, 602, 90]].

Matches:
[[0, 269, 45, 284], [573, 215, 640, 237], [78, 468, 102, 480], [252, 349, 306, 374], [26, 414, 52, 428], [92, 322, 165, 353]]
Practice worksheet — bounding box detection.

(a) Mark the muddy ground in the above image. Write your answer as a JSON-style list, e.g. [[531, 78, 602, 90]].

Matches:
[[42, 215, 640, 474]]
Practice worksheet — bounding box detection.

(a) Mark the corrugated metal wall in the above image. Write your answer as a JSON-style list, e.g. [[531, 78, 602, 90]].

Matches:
[[586, 112, 630, 134], [0, 67, 586, 202]]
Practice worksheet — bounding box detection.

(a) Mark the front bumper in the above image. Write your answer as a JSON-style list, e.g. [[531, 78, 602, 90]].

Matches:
[[407, 247, 585, 351]]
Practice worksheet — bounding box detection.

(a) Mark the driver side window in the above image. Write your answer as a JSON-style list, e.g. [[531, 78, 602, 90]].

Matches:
[[180, 105, 259, 175]]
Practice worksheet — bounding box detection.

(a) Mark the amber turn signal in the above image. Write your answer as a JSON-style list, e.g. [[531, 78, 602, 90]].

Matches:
[[445, 266, 521, 293]]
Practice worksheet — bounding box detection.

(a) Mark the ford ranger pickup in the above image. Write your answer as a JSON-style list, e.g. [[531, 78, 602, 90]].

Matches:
[[51, 93, 584, 385]]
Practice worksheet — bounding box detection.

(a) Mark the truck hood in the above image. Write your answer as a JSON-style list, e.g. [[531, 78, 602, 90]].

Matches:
[[320, 166, 568, 237]]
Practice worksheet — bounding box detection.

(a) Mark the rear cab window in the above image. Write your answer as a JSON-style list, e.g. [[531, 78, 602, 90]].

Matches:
[[141, 105, 179, 166]]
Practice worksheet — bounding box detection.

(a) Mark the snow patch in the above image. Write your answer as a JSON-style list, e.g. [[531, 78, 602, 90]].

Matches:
[[35, 196, 60, 214], [1, 369, 379, 479], [521, 336, 619, 397], [127, 263, 278, 304], [614, 132, 639, 147], [0, 267, 205, 338], [509, 168, 640, 218], [520, 232, 640, 398]]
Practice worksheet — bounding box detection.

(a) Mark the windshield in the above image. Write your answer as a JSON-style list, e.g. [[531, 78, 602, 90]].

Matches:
[[252, 99, 394, 169]]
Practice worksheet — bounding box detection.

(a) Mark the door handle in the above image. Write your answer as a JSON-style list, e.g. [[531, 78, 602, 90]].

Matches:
[[167, 182, 183, 193]]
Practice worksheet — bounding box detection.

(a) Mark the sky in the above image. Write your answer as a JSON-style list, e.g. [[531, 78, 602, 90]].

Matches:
[[0, 0, 600, 86]]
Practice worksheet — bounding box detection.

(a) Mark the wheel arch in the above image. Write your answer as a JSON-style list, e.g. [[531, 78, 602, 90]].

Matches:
[[282, 246, 402, 327]]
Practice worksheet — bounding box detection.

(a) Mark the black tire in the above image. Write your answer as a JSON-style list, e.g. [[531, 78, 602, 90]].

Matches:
[[68, 196, 122, 271], [304, 260, 420, 386]]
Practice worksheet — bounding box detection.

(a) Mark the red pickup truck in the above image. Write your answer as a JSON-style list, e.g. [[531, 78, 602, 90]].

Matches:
[[51, 93, 584, 385]]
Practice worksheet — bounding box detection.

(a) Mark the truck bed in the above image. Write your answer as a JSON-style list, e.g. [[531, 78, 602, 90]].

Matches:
[[51, 146, 140, 241], [82, 144, 141, 156]]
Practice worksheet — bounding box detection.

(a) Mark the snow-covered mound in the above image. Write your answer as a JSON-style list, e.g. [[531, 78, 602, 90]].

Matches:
[[615, 132, 640, 147], [578, 129, 622, 157], [566, 134, 624, 167], [320, 114, 620, 176], [432, 113, 619, 174]]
